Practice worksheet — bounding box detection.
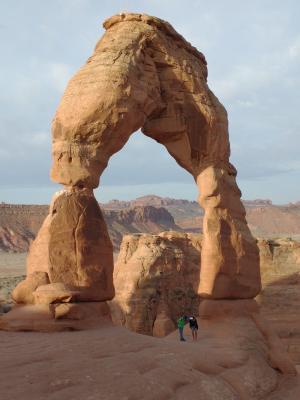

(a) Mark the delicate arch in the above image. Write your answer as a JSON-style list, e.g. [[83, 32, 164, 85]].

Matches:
[[13, 13, 260, 305]]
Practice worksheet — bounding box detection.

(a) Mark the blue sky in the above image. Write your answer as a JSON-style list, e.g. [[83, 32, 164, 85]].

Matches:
[[0, 0, 299, 204]]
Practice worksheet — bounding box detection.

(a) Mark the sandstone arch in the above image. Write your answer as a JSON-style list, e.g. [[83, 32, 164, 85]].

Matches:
[[13, 13, 261, 305]]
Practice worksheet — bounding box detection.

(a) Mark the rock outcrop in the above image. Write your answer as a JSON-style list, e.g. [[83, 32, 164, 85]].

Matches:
[[257, 238, 300, 364], [7, 12, 260, 307], [110, 231, 201, 335], [15, 189, 114, 303], [197, 166, 260, 298], [111, 232, 300, 364]]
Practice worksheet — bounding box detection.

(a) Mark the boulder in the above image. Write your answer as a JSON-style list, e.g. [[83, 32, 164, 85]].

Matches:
[[51, 302, 111, 321], [153, 310, 176, 337], [33, 283, 80, 305], [11, 271, 50, 304]]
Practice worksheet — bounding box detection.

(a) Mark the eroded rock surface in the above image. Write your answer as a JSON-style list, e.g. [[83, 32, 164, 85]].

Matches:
[[7, 14, 259, 333], [111, 232, 300, 366], [0, 308, 299, 400], [110, 231, 201, 335], [197, 166, 260, 299], [47, 12, 260, 300], [257, 238, 300, 364], [13, 188, 114, 305]]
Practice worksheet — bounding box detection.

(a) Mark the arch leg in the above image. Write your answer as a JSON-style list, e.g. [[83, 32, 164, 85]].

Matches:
[[197, 166, 261, 299]]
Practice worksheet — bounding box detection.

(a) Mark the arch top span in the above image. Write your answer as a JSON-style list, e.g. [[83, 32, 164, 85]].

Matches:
[[103, 13, 208, 68], [51, 12, 232, 190]]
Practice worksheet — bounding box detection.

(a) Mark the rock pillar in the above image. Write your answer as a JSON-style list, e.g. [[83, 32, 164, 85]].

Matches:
[[197, 166, 261, 299], [12, 188, 114, 305]]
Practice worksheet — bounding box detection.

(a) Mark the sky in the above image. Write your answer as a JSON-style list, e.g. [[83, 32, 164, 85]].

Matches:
[[0, 0, 299, 205]]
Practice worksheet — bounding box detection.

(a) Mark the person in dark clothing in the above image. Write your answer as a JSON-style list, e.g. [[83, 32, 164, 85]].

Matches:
[[189, 316, 199, 341]]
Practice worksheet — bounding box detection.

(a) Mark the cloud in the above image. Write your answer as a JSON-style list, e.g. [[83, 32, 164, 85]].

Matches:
[[288, 36, 300, 59]]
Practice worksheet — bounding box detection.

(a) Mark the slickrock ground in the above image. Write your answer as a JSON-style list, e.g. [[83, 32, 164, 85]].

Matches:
[[0, 318, 299, 400]]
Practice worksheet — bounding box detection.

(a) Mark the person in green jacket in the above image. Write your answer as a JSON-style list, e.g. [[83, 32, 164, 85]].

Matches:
[[177, 316, 187, 341]]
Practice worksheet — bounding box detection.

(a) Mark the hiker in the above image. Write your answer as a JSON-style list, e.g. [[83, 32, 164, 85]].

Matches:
[[177, 315, 187, 341], [189, 316, 199, 341]]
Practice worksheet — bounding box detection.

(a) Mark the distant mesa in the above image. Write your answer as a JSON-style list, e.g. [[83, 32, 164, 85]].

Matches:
[[1, 196, 300, 253]]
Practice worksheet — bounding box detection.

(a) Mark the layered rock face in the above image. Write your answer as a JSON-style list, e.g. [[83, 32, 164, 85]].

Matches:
[[104, 205, 181, 249], [0, 204, 48, 252], [0, 202, 179, 252]]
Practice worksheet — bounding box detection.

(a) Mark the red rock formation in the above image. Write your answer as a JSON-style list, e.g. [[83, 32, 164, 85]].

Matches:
[[18, 12, 258, 303], [4, 13, 262, 335], [111, 232, 300, 365], [110, 231, 201, 335]]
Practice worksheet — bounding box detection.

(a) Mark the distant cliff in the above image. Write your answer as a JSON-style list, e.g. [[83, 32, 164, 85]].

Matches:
[[1, 195, 300, 252], [0, 204, 48, 252], [102, 195, 300, 237], [104, 206, 181, 250], [0, 202, 180, 252]]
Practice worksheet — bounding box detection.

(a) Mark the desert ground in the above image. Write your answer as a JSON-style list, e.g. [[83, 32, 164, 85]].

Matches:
[[0, 252, 26, 303]]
